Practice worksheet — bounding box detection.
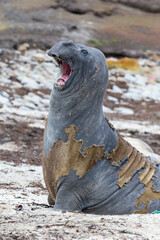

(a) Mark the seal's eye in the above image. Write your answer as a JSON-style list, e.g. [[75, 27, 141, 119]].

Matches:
[[81, 49, 88, 55]]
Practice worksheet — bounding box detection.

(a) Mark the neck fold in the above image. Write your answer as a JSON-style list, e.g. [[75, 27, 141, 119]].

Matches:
[[46, 87, 117, 156]]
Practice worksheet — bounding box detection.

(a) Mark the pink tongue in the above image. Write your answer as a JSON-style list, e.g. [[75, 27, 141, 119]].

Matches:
[[60, 62, 71, 83], [61, 74, 69, 81], [58, 75, 68, 84]]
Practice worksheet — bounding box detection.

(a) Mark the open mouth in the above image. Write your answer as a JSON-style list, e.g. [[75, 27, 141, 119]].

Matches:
[[54, 57, 72, 90]]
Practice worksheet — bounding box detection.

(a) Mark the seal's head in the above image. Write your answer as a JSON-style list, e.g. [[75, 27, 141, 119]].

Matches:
[[48, 40, 108, 100]]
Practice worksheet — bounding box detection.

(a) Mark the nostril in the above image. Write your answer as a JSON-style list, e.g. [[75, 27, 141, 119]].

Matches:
[[47, 49, 57, 57], [51, 54, 57, 58]]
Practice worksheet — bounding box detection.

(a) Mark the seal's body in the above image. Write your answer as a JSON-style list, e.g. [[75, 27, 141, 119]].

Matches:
[[42, 41, 160, 214]]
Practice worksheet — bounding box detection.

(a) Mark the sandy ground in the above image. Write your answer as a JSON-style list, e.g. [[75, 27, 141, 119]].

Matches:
[[1, 160, 160, 240], [0, 48, 160, 239], [1, 161, 160, 240]]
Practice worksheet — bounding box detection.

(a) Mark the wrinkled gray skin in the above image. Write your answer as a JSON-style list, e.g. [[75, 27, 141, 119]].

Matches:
[[44, 40, 117, 156], [44, 40, 160, 214]]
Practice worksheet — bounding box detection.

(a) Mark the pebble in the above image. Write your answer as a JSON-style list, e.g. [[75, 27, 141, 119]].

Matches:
[[112, 120, 160, 135], [122, 87, 143, 101], [154, 112, 160, 119], [125, 74, 147, 86], [143, 85, 160, 102], [125, 73, 136, 83], [18, 43, 30, 52], [1, 91, 10, 98], [108, 96, 119, 103], [114, 107, 134, 115], [24, 102, 37, 110], [12, 98, 23, 107], [116, 76, 125, 82], [0, 95, 11, 106], [0, 142, 21, 152], [123, 84, 160, 102], [103, 106, 114, 113], [20, 76, 40, 89], [32, 54, 45, 62], [23, 93, 42, 105], [138, 59, 147, 66], [110, 85, 124, 94]]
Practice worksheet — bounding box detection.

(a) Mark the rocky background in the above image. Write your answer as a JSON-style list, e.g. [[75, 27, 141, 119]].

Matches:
[[0, 0, 160, 239], [0, 0, 160, 56]]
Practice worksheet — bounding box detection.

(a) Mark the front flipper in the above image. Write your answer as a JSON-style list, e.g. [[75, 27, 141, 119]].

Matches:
[[54, 189, 82, 212], [53, 172, 85, 212]]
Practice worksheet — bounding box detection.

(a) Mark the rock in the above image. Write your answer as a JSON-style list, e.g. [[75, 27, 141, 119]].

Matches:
[[33, 56, 45, 62], [1, 91, 10, 98], [107, 95, 119, 103], [23, 101, 37, 110], [122, 87, 143, 101], [116, 76, 125, 82], [0, 141, 21, 152], [18, 43, 30, 52], [144, 85, 160, 102], [0, 95, 11, 106], [12, 98, 23, 107], [112, 119, 160, 135], [107, 58, 139, 71], [154, 112, 160, 119], [21, 76, 40, 89], [32, 52, 48, 62], [0, 0, 160, 55], [152, 54, 159, 62], [147, 68, 160, 84], [103, 0, 160, 13], [103, 106, 115, 113], [125, 73, 136, 83], [110, 85, 124, 93], [122, 83, 160, 102], [114, 107, 134, 115], [125, 74, 147, 86]]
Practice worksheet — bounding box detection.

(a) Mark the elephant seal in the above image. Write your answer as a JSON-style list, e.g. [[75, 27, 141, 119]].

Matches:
[[42, 40, 160, 215]]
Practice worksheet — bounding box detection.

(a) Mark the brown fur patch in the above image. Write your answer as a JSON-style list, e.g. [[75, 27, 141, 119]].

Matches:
[[109, 134, 160, 213], [108, 134, 160, 211], [107, 134, 147, 188], [42, 118, 57, 202], [134, 162, 160, 214], [42, 125, 105, 200], [107, 133, 134, 166]]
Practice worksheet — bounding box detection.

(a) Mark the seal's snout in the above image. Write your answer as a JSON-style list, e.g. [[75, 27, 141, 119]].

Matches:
[[47, 49, 56, 57], [47, 46, 59, 58]]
